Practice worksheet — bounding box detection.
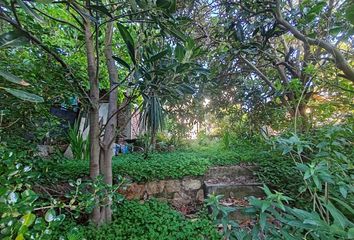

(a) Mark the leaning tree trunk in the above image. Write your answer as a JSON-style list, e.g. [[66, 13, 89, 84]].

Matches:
[[99, 21, 119, 224], [83, 17, 101, 224]]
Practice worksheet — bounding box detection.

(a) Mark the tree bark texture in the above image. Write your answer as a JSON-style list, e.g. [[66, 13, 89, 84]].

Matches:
[[99, 21, 119, 224], [84, 17, 101, 224]]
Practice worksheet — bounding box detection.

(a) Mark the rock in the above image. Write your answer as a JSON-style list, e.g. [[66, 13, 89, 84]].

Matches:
[[36, 145, 54, 158], [182, 179, 201, 190], [173, 191, 191, 205], [146, 181, 165, 195], [122, 183, 145, 200], [64, 146, 73, 159], [165, 180, 181, 192], [196, 189, 204, 203], [168, 145, 175, 151]]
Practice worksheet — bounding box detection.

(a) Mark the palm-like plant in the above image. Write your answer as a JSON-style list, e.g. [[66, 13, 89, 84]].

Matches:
[[134, 34, 207, 151]]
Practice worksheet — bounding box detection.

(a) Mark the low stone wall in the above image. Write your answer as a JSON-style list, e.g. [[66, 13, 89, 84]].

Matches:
[[120, 165, 262, 209], [121, 177, 204, 207]]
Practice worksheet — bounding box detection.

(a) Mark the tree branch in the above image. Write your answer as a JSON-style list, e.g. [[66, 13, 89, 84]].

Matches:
[[238, 55, 276, 90], [274, 0, 354, 83]]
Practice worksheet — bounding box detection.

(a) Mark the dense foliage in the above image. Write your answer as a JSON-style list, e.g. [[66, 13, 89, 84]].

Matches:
[[53, 200, 220, 240], [39, 141, 268, 182], [1, 0, 353, 238]]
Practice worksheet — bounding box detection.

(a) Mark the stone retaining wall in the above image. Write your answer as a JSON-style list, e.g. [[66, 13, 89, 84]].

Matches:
[[120, 177, 204, 207], [120, 165, 261, 208]]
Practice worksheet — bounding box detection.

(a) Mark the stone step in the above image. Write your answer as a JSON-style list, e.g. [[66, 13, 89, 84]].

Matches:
[[204, 165, 258, 180], [204, 182, 264, 199], [204, 182, 265, 222]]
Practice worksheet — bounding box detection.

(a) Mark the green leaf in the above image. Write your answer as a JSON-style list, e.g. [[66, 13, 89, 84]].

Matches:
[[160, 22, 186, 41], [312, 175, 321, 190], [15, 234, 25, 240], [348, 228, 354, 239], [112, 56, 130, 69], [16, 0, 44, 22], [89, 5, 112, 17], [304, 170, 312, 180], [308, 1, 326, 15], [296, 163, 308, 172], [345, 3, 354, 25], [325, 201, 349, 228], [7, 192, 19, 204], [0, 70, 30, 86], [148, 49, 169, 62], [2, 88, 44, 103], [259, 212, 267, 230], [22, 213, 36, 227], [129, 0, 138, 11], [168, 0, 176, 13], [329, 26, 343, 35], [261, 201, 271, 212], [174, 44, 185, 62], [117, 23, 136, 64], [329, 197, 354, 215], [156, 0, 172, 9], [303, 218, 327, 227], [45, 209, 56, 222], [339, 186, 348, 198]]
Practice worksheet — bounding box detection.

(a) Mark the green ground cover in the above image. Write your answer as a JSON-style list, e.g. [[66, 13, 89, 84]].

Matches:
[[34, 140, 300, 200], [52, 200, 221, 240], [43, 141, 270, 182]]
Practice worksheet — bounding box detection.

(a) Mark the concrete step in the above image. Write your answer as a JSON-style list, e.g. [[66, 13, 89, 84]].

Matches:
[[204, 182, 264, 199], [204, 165, 265, 223], [204, 165, 258, 180]]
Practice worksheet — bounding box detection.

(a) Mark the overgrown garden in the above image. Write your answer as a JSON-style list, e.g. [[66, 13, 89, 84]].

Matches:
[[0, 0, 353, 239]]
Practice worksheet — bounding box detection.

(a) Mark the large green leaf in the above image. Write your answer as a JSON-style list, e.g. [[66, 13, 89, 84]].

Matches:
[[325, 201, 351, 229], [148, 49, 169, 62], [112, 56, 130, 69], [329, 197, 354, 215], [117, 23, 136, 64], [0, 70, 30, 86], [2, 88, 44, 103], [174, 44, 185, 62]]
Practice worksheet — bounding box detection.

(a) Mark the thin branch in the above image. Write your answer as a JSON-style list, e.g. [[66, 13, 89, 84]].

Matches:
[[33, 7, 84, 33], [238, 55, 276, 90], [99, 94, 137, 135], [10, 1, 22, 28], [99, 68, 135, 101], [274, 0, 354, 83]]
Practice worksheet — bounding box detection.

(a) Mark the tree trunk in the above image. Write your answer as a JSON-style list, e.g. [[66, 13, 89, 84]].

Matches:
[[297, 103, 309, 132], [84, 18, 101, 224], [150, 129, 157, 151], [99, 21, 119, 224]]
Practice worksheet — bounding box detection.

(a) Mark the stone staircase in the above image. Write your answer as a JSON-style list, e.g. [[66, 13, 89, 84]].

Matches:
[[203, 165, 264, 221]]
